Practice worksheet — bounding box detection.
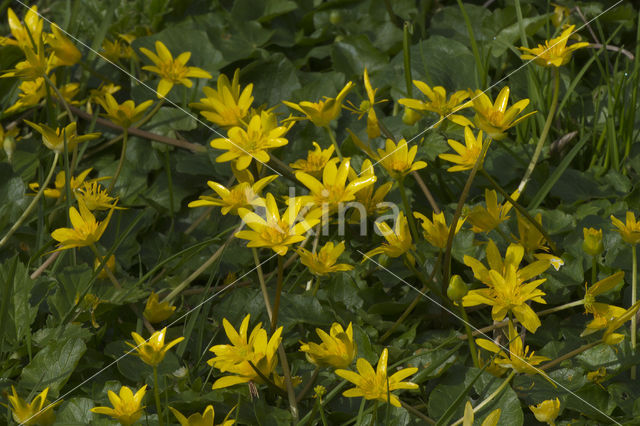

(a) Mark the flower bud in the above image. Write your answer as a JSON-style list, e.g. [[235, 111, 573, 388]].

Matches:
[[582, 227, 603, 256], [447, 274, 468, 302], [329, 10, 343, 25], [3, 136, 16, 162], [402, 107, 421, 125], [94, 255, 116, 280]]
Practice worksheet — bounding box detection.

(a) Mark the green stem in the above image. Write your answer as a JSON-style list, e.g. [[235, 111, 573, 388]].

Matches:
[[311, 276, 321, 297], [356, 398, 367, 426], [271, 255, 285, 333], [450, 371, 516, 426], [153, 366, 164, 426], [518, 67, 560, 193], [379, 289, 424, 343], [592, 256, 598, 285], [107, 129, 128, 192], [397, 177, 420, 253], [456, 0, 484, 88], [324, 126, 343, 160], [252, 248, 274, 320], [443, 139, 492, 287], [0, 152, 59, 249], [480, 169, 558, 254], [459, 304, 479, 368], [540, 340, 601, 371], [632, 245, 637, 380], [403, 22, 413, 97], [135, 99, 165, 129]]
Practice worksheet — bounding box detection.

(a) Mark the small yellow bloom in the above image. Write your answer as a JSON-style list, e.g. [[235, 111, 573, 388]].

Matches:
[[611, 211, 640, 245], [208, 314, 282, 389], [91, 385, 146, 426], [169, 404, 235, 426], [51, 200, 115, 251], [398, 80, 472, 127], [140, 40, 212, 98], [363, 212, 415, 264], [5, 7, 43, 50], [6, 76, 80, 114], [476, 321, 552, 380], [335, 348, 418, 407], [582, 272, 624, 334], [468, 86, 536, 140], [347, 159, 393, 221], [462, 401, 501, 426], [513, 212, 549, 254], [439, 127, 487, 172], [76, 180, 124, 211], [127, 327, 184, 367], [582, 227, 604, 256], [296, 158, 376, 213], [1, 41, 51, 80], [466, 189, 518, 234], [297, 241, 354, 276], [190, 69, 253, 128], [102, 35, 135, 62], [210, 111, 288, 170], [414, 211, 465, 250], [520, 25, 589, 67], [97, 93, 154, 128], [283, 81, 354, 128], [143, 291, 176, 323], [24, 120, 100, 153], [46, 23, 82, 67], [300, 322, 357, 368], [188, 174, 277, 215], [290, 142, 336, 177], [529, 398, 561, 425], [376, 138, 427, 179], [94, 255, 116, 280], [601, 301, 640, 345], [344, 68, 386, 138], [7, 386, 61, 425], [586, 367, 607, 386], [235, 193, 320, 256], [29, 168, 94, 200]]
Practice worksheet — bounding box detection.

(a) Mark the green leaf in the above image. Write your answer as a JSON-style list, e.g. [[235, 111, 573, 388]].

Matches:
[[48, 265, 94, 322], [21, 337, 87, 396], [0, 257, 37, 346], [56, 397, 95, 425], [331, 34, 389, 77]]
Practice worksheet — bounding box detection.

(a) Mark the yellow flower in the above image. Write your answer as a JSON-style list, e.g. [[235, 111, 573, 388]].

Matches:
[[97, 93, 154, 128], [190, 69, 253, 128], [140, 40, 212, 98], [529, 398, 561, 425], [439, 127, 487, 172], [127, 327, 184, 367], [76, 180, 124, 211], [601, 301, 640, 346], [520, 25, 589, 67], [363, 212, 415, 264], [46, 23, 82, 67], [169, 405, 235, 426], [4, 6, 43, 50], [398, 80, 472, 127], [476, 321, 551, 379], [94, 255, 116, 280], [1, 40, 51, 80], [587, 367, 607, 386], [290, 142, 336, 177], [102, 35, 135, 62], [296, 158, 376, 213], [300, 322, 356, 369], [91, 385, 147, 426], [188, 174, 277, 215], [462, 401, 501, 426], [51, 200, 115, 251], [582, 227, 604, 256], [582, 272, 624, 324], [24, 120, 100, 153], [143, 291, 176, 323], [467, 189, 518, 234], [210, 111, 288, 170], [7, 386, 61, 425], [29, 168, 94, 200], [297, 241, 354, 276], [283, 81, 354, 128], [347, 159, 393, 221], [611, 211, 640, 245], [462, 240, 551, 333], [376, 138, 427, 179], [235, 193, 320, 256], [335, 348, 418, 407], [512, 212, 549, 254], [344, 68, 386, 138], [414, 211, 465, 250], [468, 86, 536, 140], [7, 76, 80, 114], [208, 314, 282, 389]]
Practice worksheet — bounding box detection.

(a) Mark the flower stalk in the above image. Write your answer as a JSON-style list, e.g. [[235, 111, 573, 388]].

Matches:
[[397, 177, 420, 249], [108, 129, 128, 192], [632, 245, 637, 379], [451, 371, 515, 426], [324, 126, 342, 160], [153, 366, 164, 426], [458, 304, 479, 368], [0, 152, 59, 249], [518, 67, 560, 193], [271, 255, 285, 333]]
